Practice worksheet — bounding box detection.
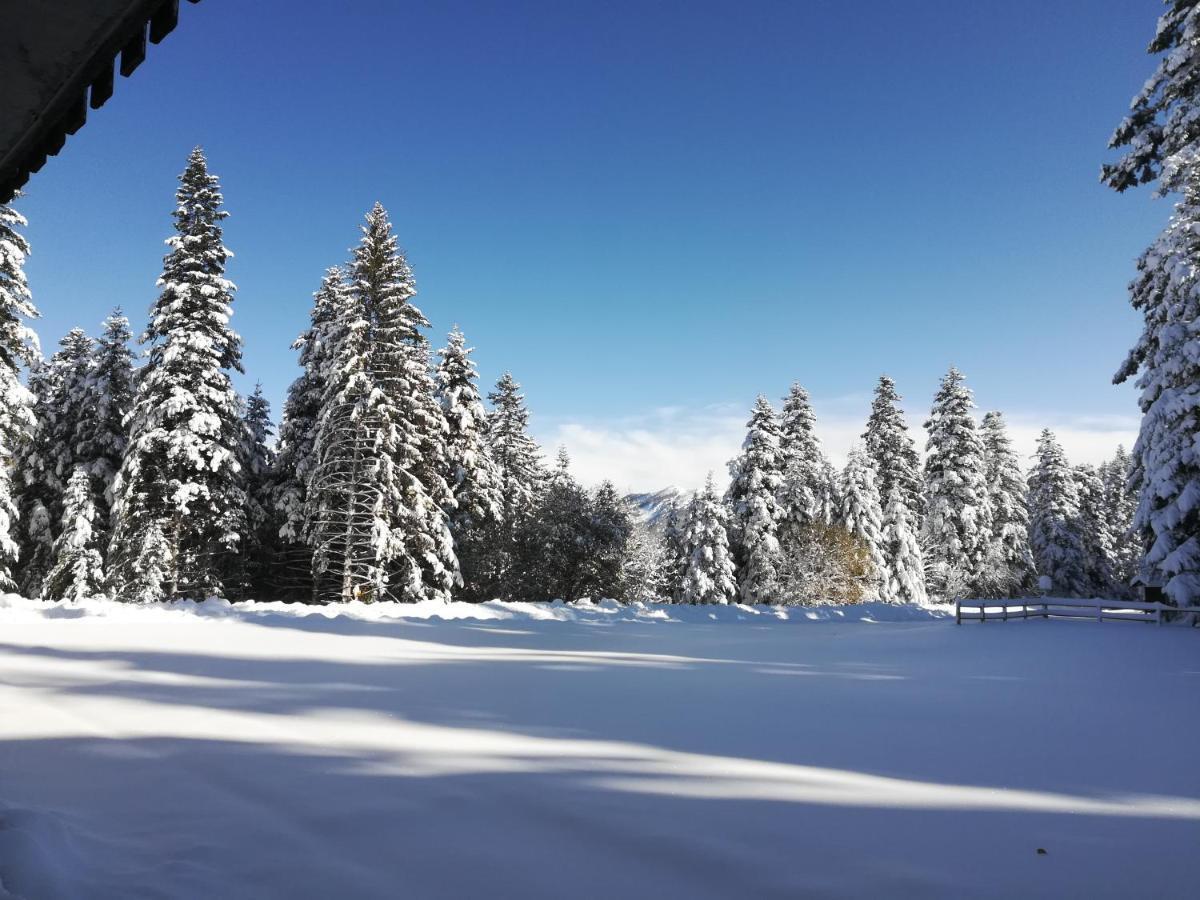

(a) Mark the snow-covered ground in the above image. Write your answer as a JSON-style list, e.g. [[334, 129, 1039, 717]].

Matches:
[[0, 596, 1197, 899]]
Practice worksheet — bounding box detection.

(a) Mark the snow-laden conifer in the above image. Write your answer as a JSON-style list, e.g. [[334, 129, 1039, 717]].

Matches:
[[583, 480, 634, 599], [0, 200, 39, 590], [1113, 163, 1200, 607], [15, 357, 58, 595], [275, 268, 342, 548], [837, 448, 886, 601], [660, 500, 689, 603], [921, 368, 992, 601], [1103, 2, 1200, 194], [726, 395, 784, 603], [1028, 429, 1088, 597], [681, 474, 737, 605], [1101, 446, 1141, 592], [510, 448, 590, 600], [1074, 463, 1117, 598], [863, 375, 922, 525], [778, 383, 831, 532], [239, 384, 277, 598], [880, 483, 927, 605], [436, 327, 503, 599], [308, 204, 457, 603], [488, 372, 543, 521], [979, 411, 1035, 596], [80, 309, 133, 528], [108, 148, 247, 601], [42, 468, 106, 601]]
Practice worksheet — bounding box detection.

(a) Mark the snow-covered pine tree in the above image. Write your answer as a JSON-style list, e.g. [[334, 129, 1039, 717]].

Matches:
[[836, 448, 886, 601], [1112, 163, 1200, 608], [979, 411, 1036, 597], [660, 500, 689, 603], [14, 357, 55, 596], [107, 147, 247, 601], [483, 372, 544, 597], [511, 447, 591, 600], [1103, 1, 1200, 194], [681, 474, 737, 605], [880, 483, 927, 605], [621, 519, 667, 603], [1028, 429, 1088, 598], [272, 267, 343, 597], [79, 309, 134, 530], [309, 204, 458, 603], [239, 384, 277, 598], [436, 326, 503, 600], [778, 383, 830, 533], [42, 468, 106, 601], [920, 367, 993, 601], [863, 375, 923, 525], [43, 329, 95, 494], [1074, 463, 1117, 599], [1101, 445, 1140, 592], [726, 395, 784, 604]]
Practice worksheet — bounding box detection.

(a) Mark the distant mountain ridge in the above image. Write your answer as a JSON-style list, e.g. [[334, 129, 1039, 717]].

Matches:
[[624, 487, 694, 529]]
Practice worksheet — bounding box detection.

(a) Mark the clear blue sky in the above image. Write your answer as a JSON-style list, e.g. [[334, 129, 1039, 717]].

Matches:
[[15, 0, 1169, 486]]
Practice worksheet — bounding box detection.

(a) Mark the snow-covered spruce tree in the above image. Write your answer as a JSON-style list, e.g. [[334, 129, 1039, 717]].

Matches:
[[880, 483, 927, 605], [1112, 163, 1200, 607], [1028, 430, 1088, 598], [107, 148, 247, 601], [42, 468, 106, 601], [435, 326, 503, 600], [510, 448, 590, 600], [681, 474, 737, 605], [79, 309, 134, 530], [273, 267, 343, 597], [622, 519, 667, 602], [1101, 445, 1141, 592], [308, 204, 457, 603], [778, 383, 831, 533], [238, 384, 278, 598], [660, 499, 690, 602], [1074, 463, 1117, 599], [863, 375, 923, 526], [920, 368, 993, 601], [726, 395, 784, 604], [583, 480, 634, 599], [483, 372, 544, 598], [979, 411, 1036, 597], [836, 448, 885, 601], [1103, 1, 1200, 194]]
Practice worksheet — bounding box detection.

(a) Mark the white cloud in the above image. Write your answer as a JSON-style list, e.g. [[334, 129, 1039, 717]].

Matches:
[[538, 402, 1139, 493]]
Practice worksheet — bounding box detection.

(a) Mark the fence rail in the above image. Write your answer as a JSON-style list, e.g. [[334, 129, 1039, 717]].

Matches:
[[955, 597, 1194, 626]]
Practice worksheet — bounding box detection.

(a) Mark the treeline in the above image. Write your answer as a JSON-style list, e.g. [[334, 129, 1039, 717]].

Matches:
[[0, 149, 1141, 606], [675, 376, 1138, 606]]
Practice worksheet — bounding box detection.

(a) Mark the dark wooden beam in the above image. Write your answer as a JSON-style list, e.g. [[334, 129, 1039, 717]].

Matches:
[[149, 1, 180, 45], [90, 61, 115, 109], [119, 25, 147, 77]]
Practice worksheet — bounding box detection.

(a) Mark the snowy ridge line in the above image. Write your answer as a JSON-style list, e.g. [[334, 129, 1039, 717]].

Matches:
[[0, 594, 952, 626]]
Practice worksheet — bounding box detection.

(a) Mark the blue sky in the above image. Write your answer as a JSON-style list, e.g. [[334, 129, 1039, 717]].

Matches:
[[15, 0, 1168, 488]]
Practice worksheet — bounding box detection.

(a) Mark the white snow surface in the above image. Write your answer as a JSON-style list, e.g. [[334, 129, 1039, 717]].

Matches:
[[0, 595, 1197, 899]]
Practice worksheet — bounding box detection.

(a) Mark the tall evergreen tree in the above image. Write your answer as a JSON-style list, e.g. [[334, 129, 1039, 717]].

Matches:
[[880, 483, 927, 605], [1101, 445, 1141, 592], [1112, 164, 1200, 607], [1074, 463, 1117, 598], [14, 357, 55, 596], [42, 468, 106, 601], [80, 309, 134, 529], [778, 383, 828, 529], [108, 148, 247, 601], [863, 375, 923, 524], [436, 326, 503, 599], [511, 448, 591, 600], [483, 372, 543, 597], [727, 395, 784, 604], [921, 368, 992, 601], [1028, 430, 1088, 598], [681, 474, 738, 605], [308, 204, 457, 603], [583, 480, 634, 599], [979, 411, 1036, 596], [1103, 1, 1200, 193], [0, 200, 40, 592], [239, 384, 277, 598], [660, 500, 690, 603], [275, 268, 342, 547], [837, 448, 886, 601]]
